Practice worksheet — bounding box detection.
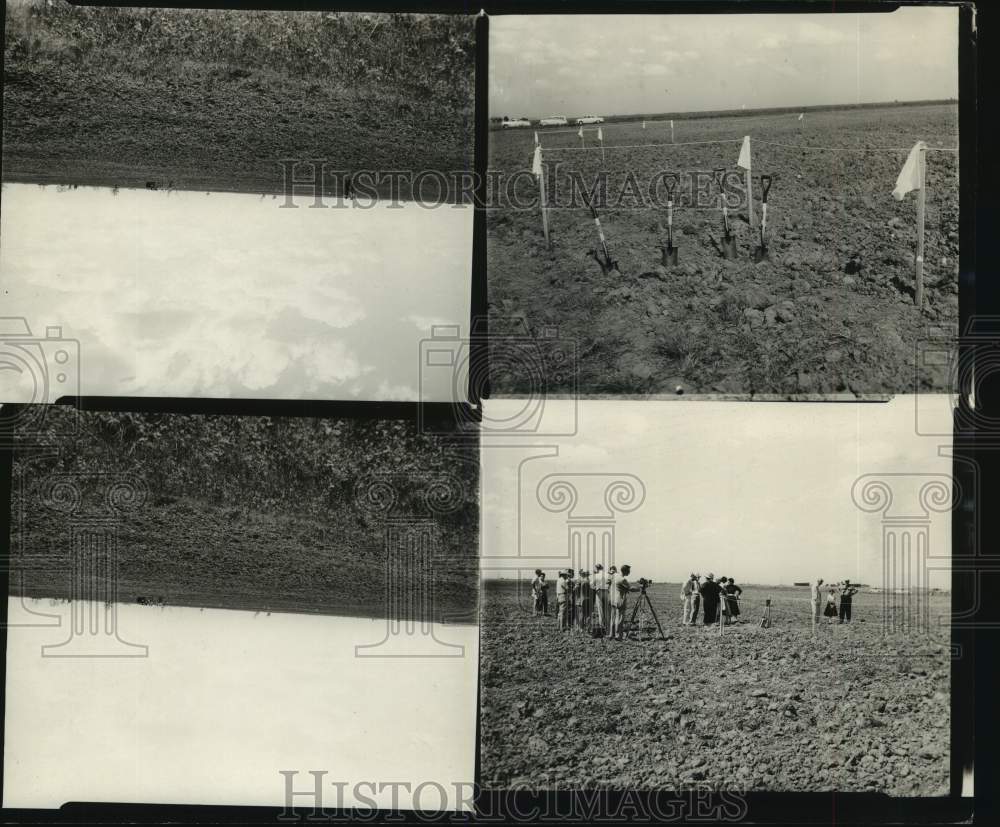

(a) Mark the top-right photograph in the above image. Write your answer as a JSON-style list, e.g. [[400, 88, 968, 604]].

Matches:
[[487, 8, 960, 397]]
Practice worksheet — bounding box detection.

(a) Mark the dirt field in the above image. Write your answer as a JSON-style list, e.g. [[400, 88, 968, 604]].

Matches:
[[480, 580, 950, 795], [487, 103, 959, 396]]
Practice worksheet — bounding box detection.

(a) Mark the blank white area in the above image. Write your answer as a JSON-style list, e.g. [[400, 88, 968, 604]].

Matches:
[[480, 395, 954, 588], [3, 599, 478, 810], [0, 184, 472, 402]]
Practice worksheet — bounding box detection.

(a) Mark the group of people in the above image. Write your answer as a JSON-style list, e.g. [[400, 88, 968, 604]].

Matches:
[[680, 573, 742, 625], [811, 578, 860, 624], [530, 564, 640, 640]]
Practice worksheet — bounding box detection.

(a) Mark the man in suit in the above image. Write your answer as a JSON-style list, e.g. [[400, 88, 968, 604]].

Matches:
[[591, 564, 609, 634], [700, 573, 723, 625], [610, 564, 638, 640], [811, 578, 825, 625], [839, 579, 859, 623], [576, 569, 592, 631], [682, 574, 698, 625], [555, 570, 571, 631]]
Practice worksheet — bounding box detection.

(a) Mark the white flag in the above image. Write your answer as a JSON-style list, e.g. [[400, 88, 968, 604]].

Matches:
[[798, 113, 804, 121], [578, 126, 583, 138], [642, 120, 646, 129], [597, 127, 603, 141], [534, 130, 539, 146], [737, 135, 751, 170], [892, 141, 926, 200], [531, 145, 542, 177]]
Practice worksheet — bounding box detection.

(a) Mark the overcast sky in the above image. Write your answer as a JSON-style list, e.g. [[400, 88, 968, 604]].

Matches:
[[0, 184, 471, 402], [491, 8, 958, 118], [481, 398, 954, 588]]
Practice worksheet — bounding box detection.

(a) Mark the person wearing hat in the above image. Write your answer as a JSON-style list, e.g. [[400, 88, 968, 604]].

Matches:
[[681, 573, 699, 626], [839, 579, 859, 623], [609, 564, 637, 640], [811, 578, 825, 626], [724, 577, 742, 623], [592, 563, 610, 636], [699, 572, 723, 625], [565, 569, 577, 628], [531, 569, 548, 616], [576, 569, 592, 632], [690, 574, 702, 624], [555, 570, 571, 631]]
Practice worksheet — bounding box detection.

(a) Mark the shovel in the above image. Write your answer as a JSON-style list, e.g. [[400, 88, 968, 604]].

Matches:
[[715, 167, 737, 260], [660, 174, 679, 266], [753, 174, 773, 263], [581, 189, 620, 275]]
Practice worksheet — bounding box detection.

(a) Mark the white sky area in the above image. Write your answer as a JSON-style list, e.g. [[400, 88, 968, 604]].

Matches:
[[481, 397, 955, 588], [0, 184, 471, 402], [491, 8, 958, 118], [4, 599, 477, 810]]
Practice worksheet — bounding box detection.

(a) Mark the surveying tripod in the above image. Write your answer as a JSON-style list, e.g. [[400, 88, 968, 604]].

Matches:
[[623, 581, 667, 641]]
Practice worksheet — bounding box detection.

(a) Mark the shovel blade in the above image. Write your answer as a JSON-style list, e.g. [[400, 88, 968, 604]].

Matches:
[[753, 246, 770, 263], [721, 236, 737, 260], [662, 245, 678, 266]]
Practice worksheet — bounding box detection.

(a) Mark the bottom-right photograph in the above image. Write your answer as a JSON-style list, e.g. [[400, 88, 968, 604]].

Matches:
[[478, 396, 956, 796]]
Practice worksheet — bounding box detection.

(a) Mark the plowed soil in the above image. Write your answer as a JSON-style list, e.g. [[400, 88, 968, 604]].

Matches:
[[487, 104, 959, 396], [480, 581, 950, 795]]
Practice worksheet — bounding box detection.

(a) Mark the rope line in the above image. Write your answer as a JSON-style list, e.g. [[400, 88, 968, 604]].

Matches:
[[541, 139, 743, 152], [753, 139, 958, 153], [538, 139, 958, 154]]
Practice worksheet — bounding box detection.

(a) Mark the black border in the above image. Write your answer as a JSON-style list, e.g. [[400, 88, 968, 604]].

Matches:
[[1, 0, 992, 824]]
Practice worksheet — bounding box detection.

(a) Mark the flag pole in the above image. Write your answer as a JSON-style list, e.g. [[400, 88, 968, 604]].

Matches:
[[745, 136, 755, 230], [915, 145, 927, 308], [671, 119, 675, 144], [538, 150, 550, 249]]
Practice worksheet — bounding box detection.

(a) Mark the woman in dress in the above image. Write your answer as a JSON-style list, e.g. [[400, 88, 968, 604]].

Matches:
[[724, 577, 743, 622], [824, 586, 838, 621]]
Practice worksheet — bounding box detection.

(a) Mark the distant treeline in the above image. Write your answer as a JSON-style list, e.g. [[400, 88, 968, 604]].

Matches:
[[491, 99, 958, 128]]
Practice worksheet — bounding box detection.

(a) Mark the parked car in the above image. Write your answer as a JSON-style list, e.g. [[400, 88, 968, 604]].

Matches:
[[575, 115, 605, 125], [501, 117, 532, 128], [539, 115, 568, 127]]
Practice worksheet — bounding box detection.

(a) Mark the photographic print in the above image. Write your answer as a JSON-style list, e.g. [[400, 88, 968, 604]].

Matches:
[[3, 406, 479, 809], [479, 397, 953, 795], [487, 9, 959, 396], [1, 1, 476, 403]]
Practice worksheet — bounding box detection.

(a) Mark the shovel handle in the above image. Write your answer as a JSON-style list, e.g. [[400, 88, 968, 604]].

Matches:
[[760, 174, 773, 203], [713, 168, 726, 192], [663, 173, 677, 200]]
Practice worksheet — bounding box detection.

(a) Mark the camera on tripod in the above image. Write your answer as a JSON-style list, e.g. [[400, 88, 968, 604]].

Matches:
[[637, 577, 653, 590]]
